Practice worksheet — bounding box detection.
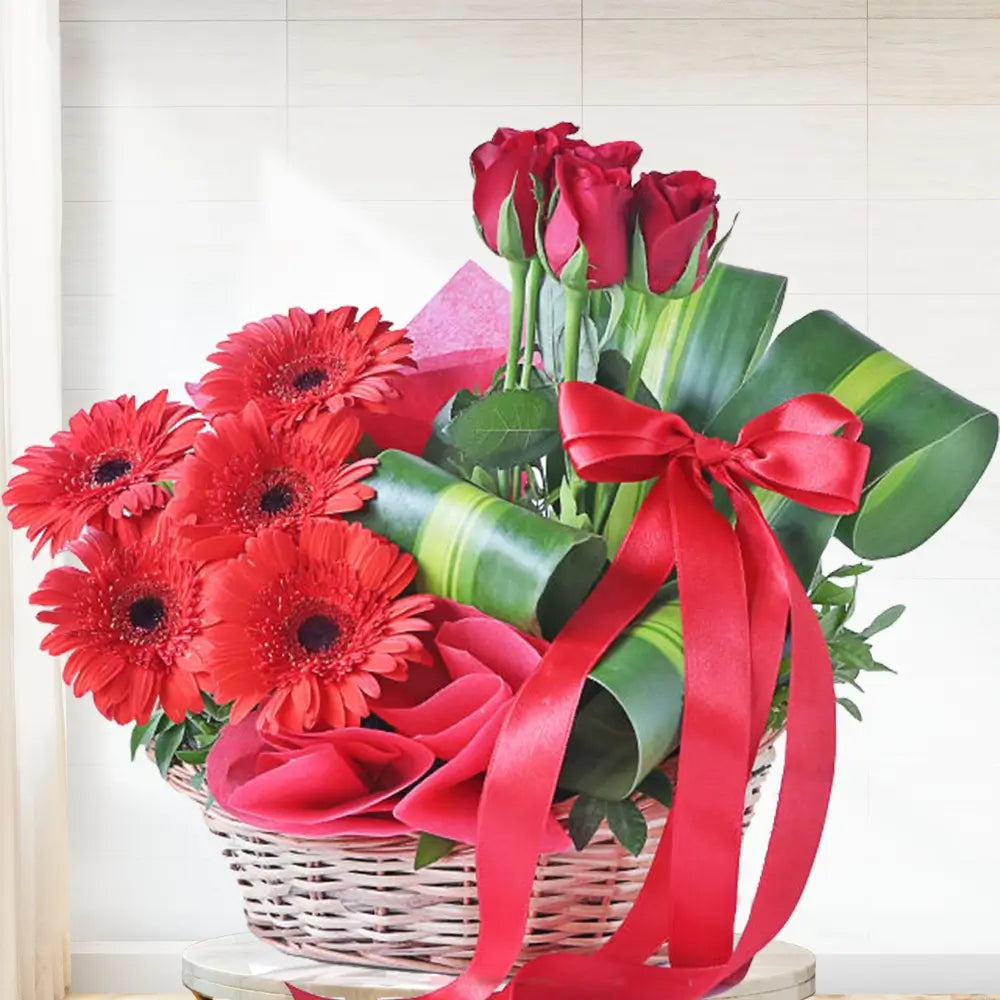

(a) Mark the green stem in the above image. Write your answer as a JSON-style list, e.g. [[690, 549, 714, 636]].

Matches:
[[562, 286, 587, 383], [593, 293, 665, 535], [503, 259, 530, 391], [519, 259, 545, 390]]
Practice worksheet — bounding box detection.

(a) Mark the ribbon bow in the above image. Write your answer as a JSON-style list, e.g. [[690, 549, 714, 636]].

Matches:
[[293, 385, 870, 1000]]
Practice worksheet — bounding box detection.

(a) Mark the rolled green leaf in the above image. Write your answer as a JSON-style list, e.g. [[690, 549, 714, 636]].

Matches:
[[356, 450, 607, 639], [560, 598, 684, 800], [709, 310, 998, 580]]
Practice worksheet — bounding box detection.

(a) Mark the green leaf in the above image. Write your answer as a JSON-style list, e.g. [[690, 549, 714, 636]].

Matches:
[[558, 476, 592, 531], [130, 720, 152, 761], [605, 264, 786, 553], [811, 580, 855, 607], [153, 722, 186, 778], [638, 770, 674, 809], [836, 697, 863, 722], [470, 465, 499, 495], [175, 749, 209, 766], [442, 387, 560, 470], [355, 450, 607, 639], [568, 795, 606, 851], [595, 349, 660, 411], [605, 799, 648, 857], [828, 563, 873, 578], [414, 833, 458, 870], [709, 309, 998, 583], [536, 276, 599, 383], [861, 604, 906, 639], [189, 769, 206, 791], [561, 599, 684, 799]]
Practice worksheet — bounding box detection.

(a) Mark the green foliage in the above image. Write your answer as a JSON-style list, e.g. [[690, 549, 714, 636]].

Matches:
[[605, 799, 648, 857], [568, 794, 606, 851], [414, 832, 458, 870], [537, 276, 600, 383], [767, 562, 904, 730], [136, 691, 231, 787]]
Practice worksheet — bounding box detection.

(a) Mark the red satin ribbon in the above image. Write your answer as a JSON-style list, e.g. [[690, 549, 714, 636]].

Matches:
[[291, 385, 869, 1000]]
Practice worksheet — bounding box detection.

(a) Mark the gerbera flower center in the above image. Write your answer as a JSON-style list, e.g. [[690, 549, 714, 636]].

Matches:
[[129, 595, 166, 632], [292, 368, 329, 393], [259, 482, 295, 514], [274, 356, 349, 402], [92, 458, 133, 485], [297, 614, 340, 654]]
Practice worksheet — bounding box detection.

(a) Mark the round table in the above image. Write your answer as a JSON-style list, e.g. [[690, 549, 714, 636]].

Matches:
[[183, 934, 816, 1000]]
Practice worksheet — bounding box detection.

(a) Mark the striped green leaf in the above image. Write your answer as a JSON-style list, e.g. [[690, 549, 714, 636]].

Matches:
[[709, 310, 998, 581], [356, 450, 607, 639], [560, 599, 684, 800], [605, 263, 786, 553]]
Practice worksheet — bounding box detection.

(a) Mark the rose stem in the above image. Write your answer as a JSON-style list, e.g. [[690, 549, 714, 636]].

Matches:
[[562, 285, 587, 383], [593, 293, 665, 535], [519, 259, 545, 390], [503, 259, 530, 391]]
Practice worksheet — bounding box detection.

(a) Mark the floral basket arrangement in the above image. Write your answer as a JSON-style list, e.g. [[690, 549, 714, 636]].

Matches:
[[6, 123, 997, 1000]]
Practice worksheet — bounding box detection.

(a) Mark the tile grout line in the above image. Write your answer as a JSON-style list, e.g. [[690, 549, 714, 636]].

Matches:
[[865, 0, 870, 332]]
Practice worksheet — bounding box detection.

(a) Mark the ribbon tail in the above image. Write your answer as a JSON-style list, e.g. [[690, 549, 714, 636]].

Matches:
[[413, 474, 680, 1000]]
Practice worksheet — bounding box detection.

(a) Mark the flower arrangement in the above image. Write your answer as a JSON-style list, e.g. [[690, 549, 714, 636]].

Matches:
[[5, 122, 997, 1000]]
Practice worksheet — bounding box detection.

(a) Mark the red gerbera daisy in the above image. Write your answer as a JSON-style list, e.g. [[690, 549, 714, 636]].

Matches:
[[30, 522, 207, 726], [202, 520, 433, 733], [193, 306, 414, 426], [167, 402, 376, 561], [3, 391, 203, 557]]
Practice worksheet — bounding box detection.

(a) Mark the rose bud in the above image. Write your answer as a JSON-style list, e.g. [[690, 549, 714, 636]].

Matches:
[[471, 122, 578, 261], [629, 170, 721, 298], [541, 152, 634, 290]]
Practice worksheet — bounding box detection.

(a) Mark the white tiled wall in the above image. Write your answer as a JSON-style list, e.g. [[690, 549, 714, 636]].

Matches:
[[59, 0, 1000, 989]]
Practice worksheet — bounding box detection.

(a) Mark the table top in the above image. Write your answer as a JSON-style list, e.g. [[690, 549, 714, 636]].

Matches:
[[182, 934, 816, 1000]]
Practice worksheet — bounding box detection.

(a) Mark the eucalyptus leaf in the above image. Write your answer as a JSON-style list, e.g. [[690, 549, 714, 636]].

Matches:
[[414, 833, 458, 870], [605, 799, 648, 857], [836, 697, 863, 722], [129, 720, 152, 761], [568, 795, 606, 851], [638, 770, 674, 809], [861, 604, 906, 639], [828, 563, 873, 578], [154, 722, 186, 778]]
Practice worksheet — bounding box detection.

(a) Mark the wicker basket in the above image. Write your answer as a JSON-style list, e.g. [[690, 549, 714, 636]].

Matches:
[[166, 737, 777, 974]]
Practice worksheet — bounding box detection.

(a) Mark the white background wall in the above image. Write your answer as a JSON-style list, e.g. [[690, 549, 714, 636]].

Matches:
[[58, 0, 1000, 993]]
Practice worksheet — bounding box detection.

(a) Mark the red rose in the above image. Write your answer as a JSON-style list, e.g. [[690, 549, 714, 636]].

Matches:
[[206, 713, 435, 837], [542, 153, 634, 290], [376, 600, 570, 852], [560, 137, 642, 173], [632, 170, 720, 295], [471, 122, 578, 260]]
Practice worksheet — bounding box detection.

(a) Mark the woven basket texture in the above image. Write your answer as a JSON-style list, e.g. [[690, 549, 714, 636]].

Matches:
[[166, 736, 777, 974]]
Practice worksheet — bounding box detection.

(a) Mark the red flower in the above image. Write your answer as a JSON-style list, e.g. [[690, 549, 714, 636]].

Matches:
[[30, 522, 206, 726], [632, 170, 720, 295], [543, 153, 634, 290], [202, 520, 433, 733], [3, 391, 202, 557], [206, 713, 434, 838], [560, 137, 643, 173], [167, 403, 376, 561], [471, 122, 578, 260], [376, 600, 570, 852], [193, 306, 414, 427]]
